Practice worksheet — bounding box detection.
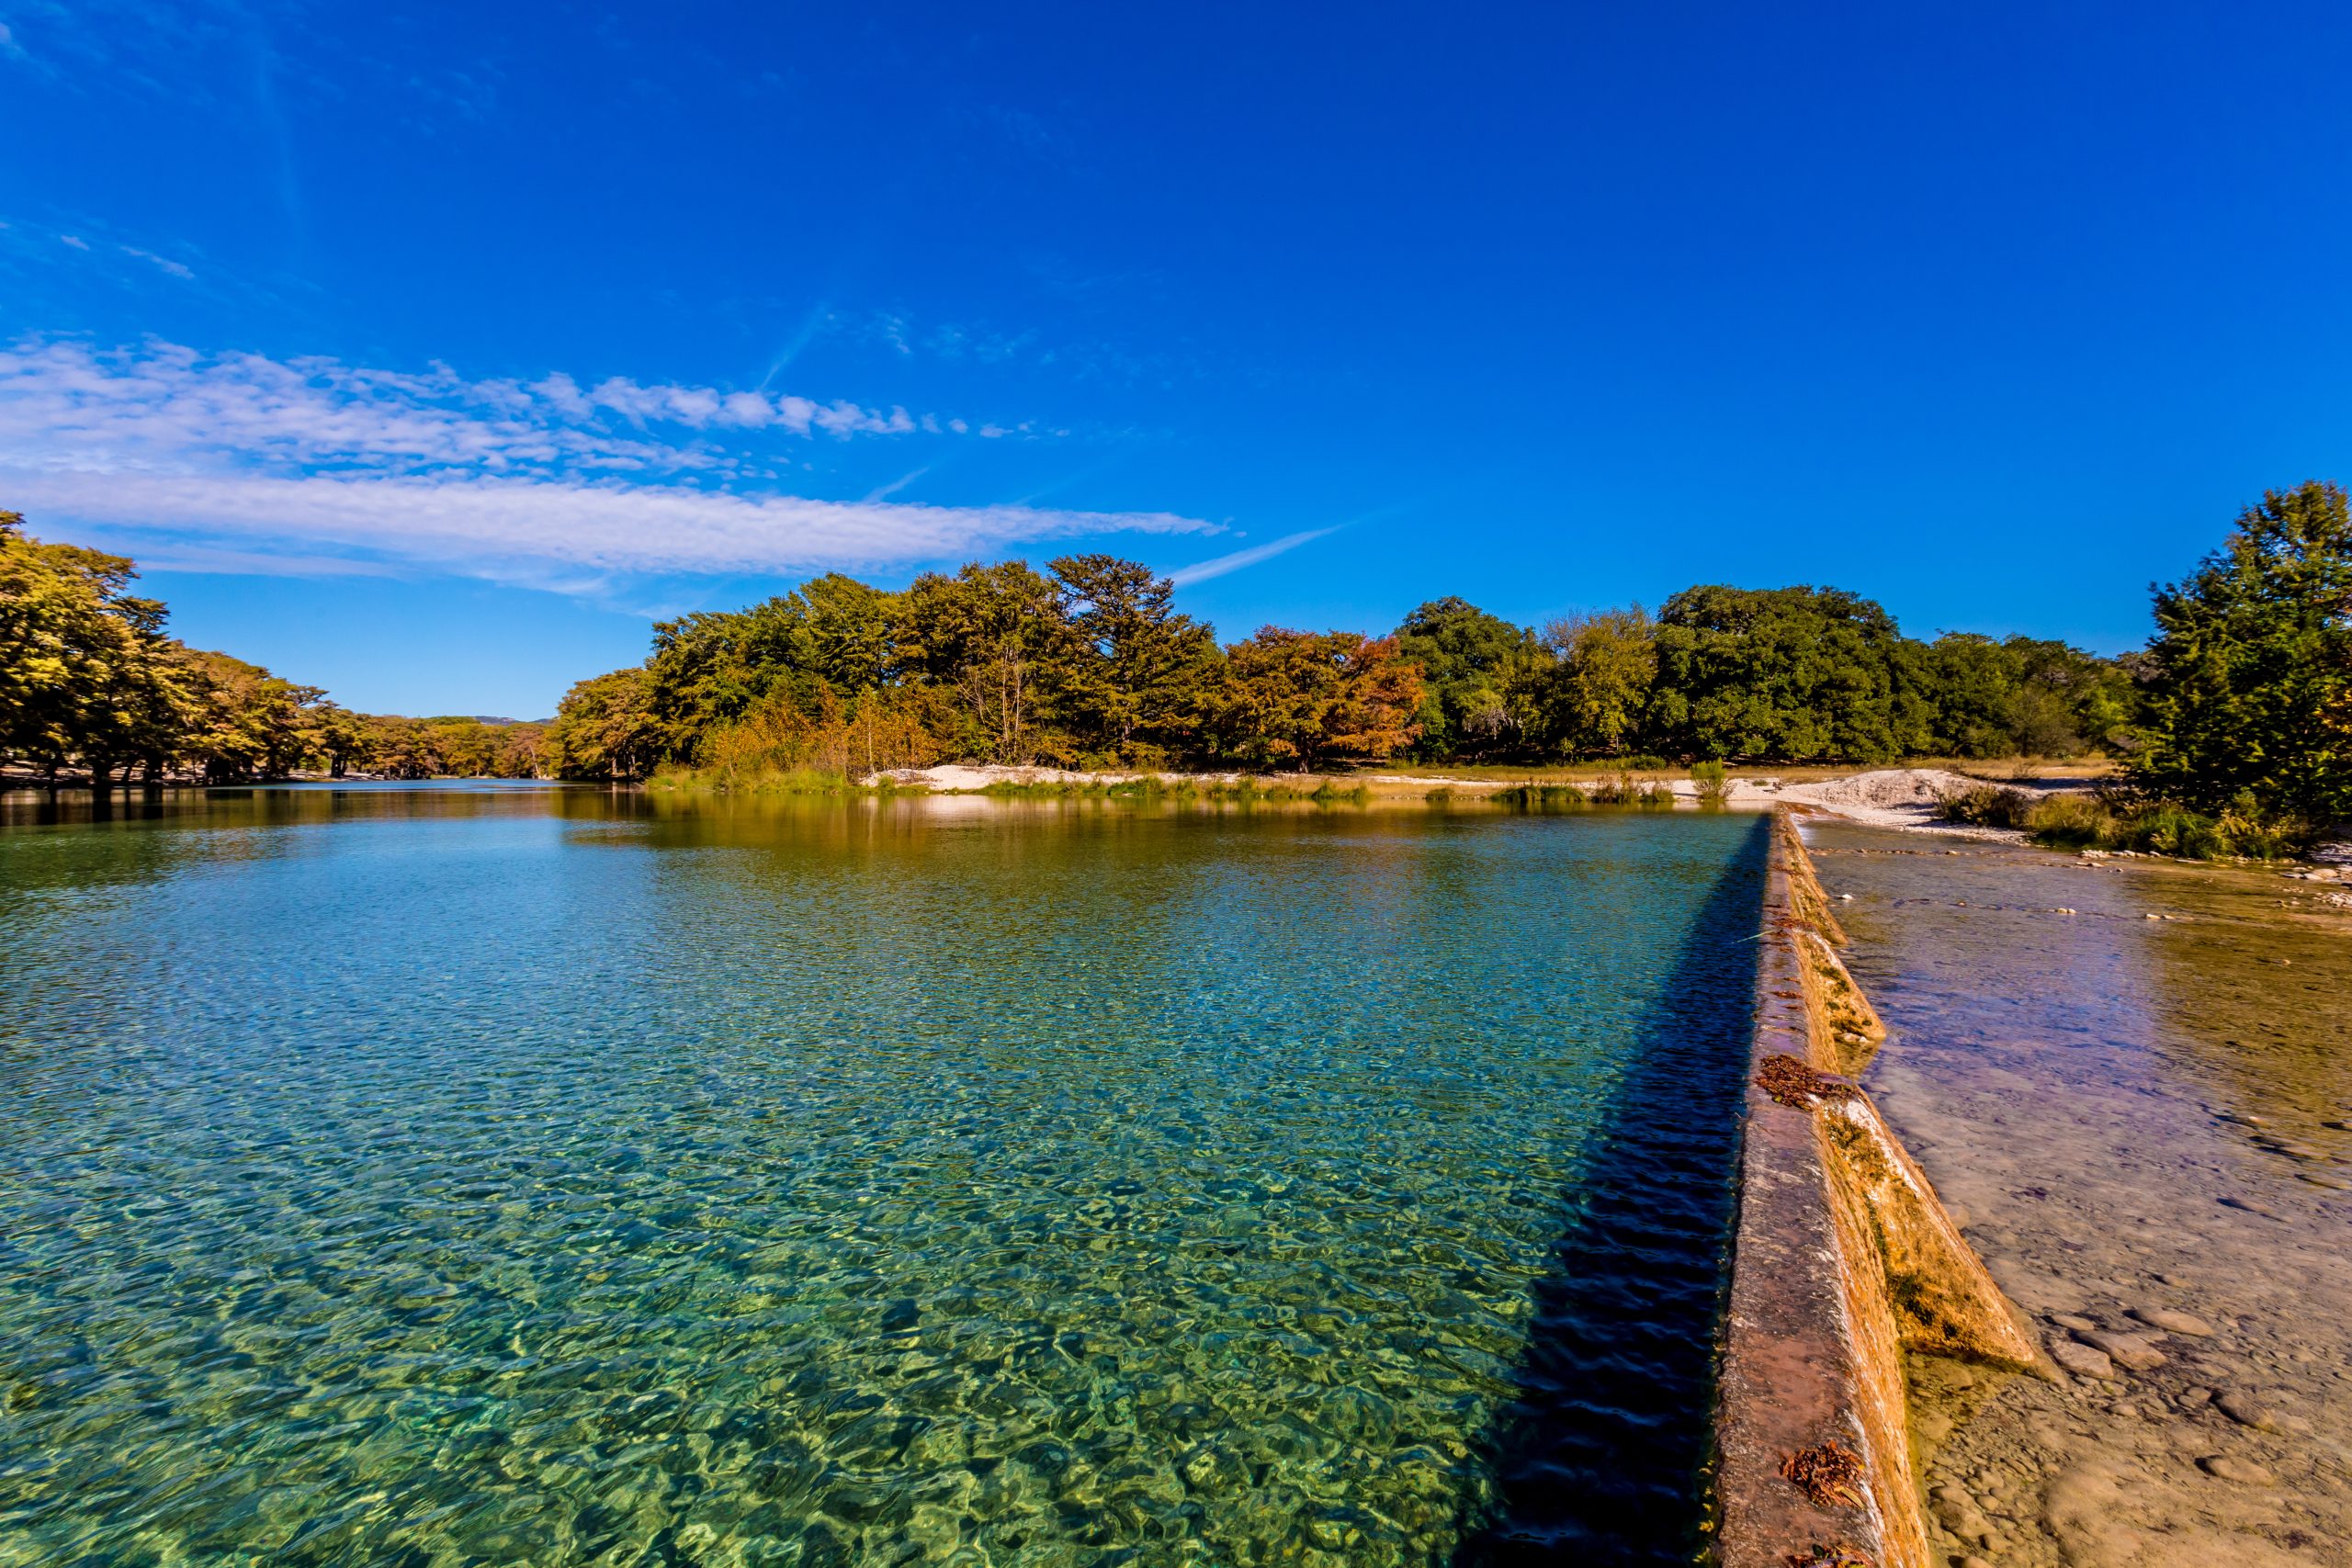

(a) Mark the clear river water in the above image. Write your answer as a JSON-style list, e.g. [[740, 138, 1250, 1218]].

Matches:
[[0, 787, 1767, 1567]]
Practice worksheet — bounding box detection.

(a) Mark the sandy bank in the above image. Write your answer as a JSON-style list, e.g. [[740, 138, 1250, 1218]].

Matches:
[[864, 761, 2346, 865], [866, 761, 2059, 823]]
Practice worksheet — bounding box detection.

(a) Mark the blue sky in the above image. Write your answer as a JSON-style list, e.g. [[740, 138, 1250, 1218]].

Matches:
[[4, 2, 2349, 717]]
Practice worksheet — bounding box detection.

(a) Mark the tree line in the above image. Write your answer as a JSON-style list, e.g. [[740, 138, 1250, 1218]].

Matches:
[[0, 512, 546, 787], [8, 479, 2345, 831], [540, 558, 2143, 784], [545, 480, 2345, 829]]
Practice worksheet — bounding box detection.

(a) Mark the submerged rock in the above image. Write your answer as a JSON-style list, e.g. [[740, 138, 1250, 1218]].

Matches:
[[2074, 1329, 2165, 1371], [2129, 1306, 2214, 1337], [2215, 1390, 2280, 1431], [2198, 1455, 2277, 1485], [2048, 1338, 2117, 1380]]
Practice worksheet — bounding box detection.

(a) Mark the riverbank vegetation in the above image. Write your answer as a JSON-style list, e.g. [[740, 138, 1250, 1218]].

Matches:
[[0, 512, 546, 785], [542, 561, 2144, 786], [1936, 782, 2312, 859], [1933, 481, 2349, 858], [6, 479, 2345, 855]]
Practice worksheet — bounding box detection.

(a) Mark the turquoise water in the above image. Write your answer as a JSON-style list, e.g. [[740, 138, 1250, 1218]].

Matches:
[[0, 790, 1765, 1566]]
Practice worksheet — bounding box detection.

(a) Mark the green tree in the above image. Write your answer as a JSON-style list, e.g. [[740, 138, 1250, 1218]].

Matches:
[[308, 703, 372, 778], [797, 573, 903, 694], [2133, 480, 2352, 819], [644, 596, 811, 762], [548, 668, 658, 780], [4, 508, 554, 786], [1647, 585, 1932, 761], [1924, 633, 2137, 759], [175, 650, 326, 783], [0, 513, 190, 787], [901, 561, 1067, 762], [1538, 606, 1657, 758], [1390, 598, 1545, 761], [1047, 554, 1221, 762]]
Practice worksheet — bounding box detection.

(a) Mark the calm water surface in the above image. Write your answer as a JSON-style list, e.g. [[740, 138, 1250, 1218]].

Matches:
[[0, 789, 1765, 1566]]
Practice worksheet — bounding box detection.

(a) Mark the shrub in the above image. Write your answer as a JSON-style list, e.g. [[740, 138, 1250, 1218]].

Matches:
[[2212, 796, 2315, 859], [1935, 784, 2037, 829], [1690, 760, 1731, 808], [2023, 786, 2314, 860], [1495, 783, 1589, 810], [1102, 776, 1166, 799], [2018, 791, 2113, 847], [978, 778, 1080, 798], [1587, 771, 1642, 805]]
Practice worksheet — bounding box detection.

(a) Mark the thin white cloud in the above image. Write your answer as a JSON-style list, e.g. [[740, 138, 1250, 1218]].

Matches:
[[864, 467, 929, 502], [103, 543, 405, 579], [1166, 527, 1338, 587], [0, 337, 1019, 478], [0, 337, 1218, 585], [6, 469, 1209, 578], [119, 244, 196, 279]]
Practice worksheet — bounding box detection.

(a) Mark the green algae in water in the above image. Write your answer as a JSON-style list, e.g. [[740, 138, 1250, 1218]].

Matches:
[[0, 790, 1765, 1565]]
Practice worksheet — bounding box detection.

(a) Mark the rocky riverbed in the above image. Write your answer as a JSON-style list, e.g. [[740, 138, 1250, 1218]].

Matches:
[[1806, 823, 2352, 1567]]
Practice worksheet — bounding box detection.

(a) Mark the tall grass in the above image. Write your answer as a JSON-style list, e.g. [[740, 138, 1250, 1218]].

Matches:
[[967, 773, 1371, 806], [1690, 760, 1732, 808], [651, 764, 858, 795], [1494, 783, 1590, 810], [1942, 782, 2316, 861], [1587, 771, 1676, 807], [692, 687, 945, 788]]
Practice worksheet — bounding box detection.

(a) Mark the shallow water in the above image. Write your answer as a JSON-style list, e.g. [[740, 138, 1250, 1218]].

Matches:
[[1805, 825, 2352, 1564], [0, 790, 1767, 1567]]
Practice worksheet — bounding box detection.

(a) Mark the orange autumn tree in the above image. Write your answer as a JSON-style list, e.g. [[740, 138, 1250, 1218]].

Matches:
[[1219, 627, 1424, 771]]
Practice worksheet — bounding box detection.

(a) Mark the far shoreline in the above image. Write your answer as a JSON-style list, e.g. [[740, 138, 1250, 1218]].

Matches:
[[7, 761, 2344, 870]]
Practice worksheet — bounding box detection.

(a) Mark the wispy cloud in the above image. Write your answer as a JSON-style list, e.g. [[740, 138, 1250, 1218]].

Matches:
[[1165, 527, 1338, 587], [106, 543, 406, 580], [758, 299, 834, 389], [864, 466, 929, 502], [0, 337, 1219, 586], [119, 243, 196, 279]]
